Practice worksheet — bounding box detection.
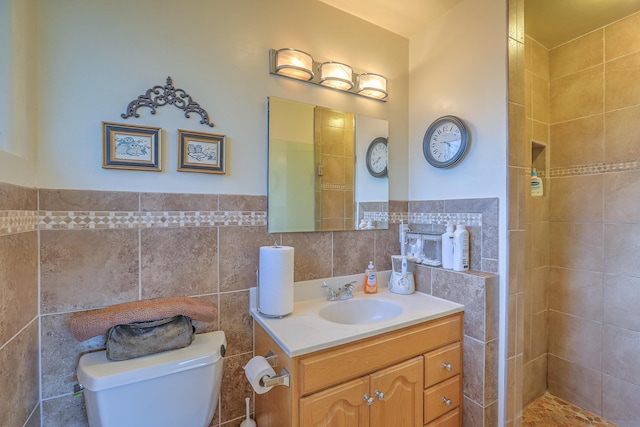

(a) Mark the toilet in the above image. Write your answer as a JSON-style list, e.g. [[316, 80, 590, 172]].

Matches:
[[77, 330, 226, 427]]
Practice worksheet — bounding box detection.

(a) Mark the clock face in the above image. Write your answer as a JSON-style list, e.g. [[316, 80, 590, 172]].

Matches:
[[423, 116, 469, 168], [366, 137, 388, 178]]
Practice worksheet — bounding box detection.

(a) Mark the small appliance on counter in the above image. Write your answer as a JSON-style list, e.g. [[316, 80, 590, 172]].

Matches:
[[389, 255, 416, 295]]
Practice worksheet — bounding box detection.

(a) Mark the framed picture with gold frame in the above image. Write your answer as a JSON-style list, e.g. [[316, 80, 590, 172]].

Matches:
[[177, 129, 226, 174], [102, 122, 161, 171]]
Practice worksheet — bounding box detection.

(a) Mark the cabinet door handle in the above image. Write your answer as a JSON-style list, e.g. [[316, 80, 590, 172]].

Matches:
[[374, 390, 385, 401], [442, 362, 452, 371], [363, 394, 375, 405], [442, 396, 452, 406]]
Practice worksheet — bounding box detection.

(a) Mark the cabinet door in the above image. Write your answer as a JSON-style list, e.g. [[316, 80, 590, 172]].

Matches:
[[369, 356, 423, 427], [300, 376, 369, 427]]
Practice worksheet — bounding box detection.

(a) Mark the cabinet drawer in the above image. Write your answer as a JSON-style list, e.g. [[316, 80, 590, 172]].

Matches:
[[299, 314, 461, 395], [425, 407, 460, 427], [423, 375, 460, 424], [424, 342, 461, 387]]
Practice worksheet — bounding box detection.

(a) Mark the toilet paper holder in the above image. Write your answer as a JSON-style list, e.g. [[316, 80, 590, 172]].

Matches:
[[260, 351, 290, 388]]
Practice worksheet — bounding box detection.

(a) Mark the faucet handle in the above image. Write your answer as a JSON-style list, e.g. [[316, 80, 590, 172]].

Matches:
[[322, 281, 340, 300], [342, 281, 356, 298]]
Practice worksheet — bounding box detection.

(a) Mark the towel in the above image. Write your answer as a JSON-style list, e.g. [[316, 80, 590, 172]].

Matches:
[[69, 296, 217, 342]]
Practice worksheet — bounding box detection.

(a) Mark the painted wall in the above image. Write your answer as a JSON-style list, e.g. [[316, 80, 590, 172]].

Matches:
[[408, 0, 509, 423], [34, 0, 409, 197], [0, 0, 38, 187]]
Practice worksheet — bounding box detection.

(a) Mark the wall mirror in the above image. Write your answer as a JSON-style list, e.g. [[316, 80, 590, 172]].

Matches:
[[268, 97, 389, 233]]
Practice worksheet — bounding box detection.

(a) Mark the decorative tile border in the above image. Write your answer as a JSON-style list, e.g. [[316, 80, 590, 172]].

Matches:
[[0, 211, 40, 235], [39, 210, 268, 229], [550, 159, 640, 178], [2, 209, 481, 235], [364, 211, 483, 227]]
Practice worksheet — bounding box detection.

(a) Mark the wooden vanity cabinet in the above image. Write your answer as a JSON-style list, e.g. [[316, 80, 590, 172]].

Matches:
[[254, 312, 463, 427]]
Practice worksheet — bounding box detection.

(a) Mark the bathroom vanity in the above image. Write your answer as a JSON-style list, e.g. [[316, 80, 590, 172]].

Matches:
[[250, 274, 464, 427]]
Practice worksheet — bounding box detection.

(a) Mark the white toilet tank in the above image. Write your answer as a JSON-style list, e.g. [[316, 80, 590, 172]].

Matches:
[[77, 331, 226, 427]]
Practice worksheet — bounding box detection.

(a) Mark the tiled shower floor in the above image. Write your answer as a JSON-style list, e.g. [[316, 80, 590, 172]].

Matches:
[[523, 392, 617, 426]]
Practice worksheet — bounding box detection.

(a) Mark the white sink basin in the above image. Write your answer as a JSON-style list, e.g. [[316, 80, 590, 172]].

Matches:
[[318, 299, 403, 325]]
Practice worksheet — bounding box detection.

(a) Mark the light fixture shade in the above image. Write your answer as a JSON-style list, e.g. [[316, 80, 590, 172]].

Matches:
[[357, 73, 388, 100], [319, 62, 354, 91], [275, 48, 314, 81]]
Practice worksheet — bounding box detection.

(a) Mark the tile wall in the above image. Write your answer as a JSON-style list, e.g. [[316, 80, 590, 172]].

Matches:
[[507, 1, 526, 425], [1, 182, 500, 427], [546, 11, 640, 426], [522, 34, 550, 406]]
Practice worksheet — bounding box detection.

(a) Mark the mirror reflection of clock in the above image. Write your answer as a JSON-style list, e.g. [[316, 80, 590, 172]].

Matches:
[[423, 116, 469, 169], [366, 137, 388, 178]]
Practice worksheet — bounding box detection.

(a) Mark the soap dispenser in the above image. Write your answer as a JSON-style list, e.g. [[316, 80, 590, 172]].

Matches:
[[531, 168, 543, 197]]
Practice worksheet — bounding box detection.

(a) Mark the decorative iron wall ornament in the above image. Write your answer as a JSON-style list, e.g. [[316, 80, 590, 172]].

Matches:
[[121, 76, 214, 128]]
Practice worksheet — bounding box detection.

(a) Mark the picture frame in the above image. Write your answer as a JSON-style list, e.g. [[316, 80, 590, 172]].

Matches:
[[102, 122, 161, 171], [177, 129, 226, 174]]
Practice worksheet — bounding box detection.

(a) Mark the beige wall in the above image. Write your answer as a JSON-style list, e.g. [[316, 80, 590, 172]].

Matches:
[[546, 12, 640, 426]]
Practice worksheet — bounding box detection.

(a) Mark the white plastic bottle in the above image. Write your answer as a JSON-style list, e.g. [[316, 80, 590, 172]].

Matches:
[[531, 169, 543, 197], [453, 224, 469, 272], [442, 222, 455, 269]]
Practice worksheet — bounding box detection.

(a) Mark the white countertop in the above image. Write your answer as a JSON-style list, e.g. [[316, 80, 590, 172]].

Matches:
[[249, 271, 465, 357]]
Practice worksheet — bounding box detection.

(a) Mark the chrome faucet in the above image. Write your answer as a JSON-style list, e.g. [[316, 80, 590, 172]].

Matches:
[[322, 281, 356, 301]]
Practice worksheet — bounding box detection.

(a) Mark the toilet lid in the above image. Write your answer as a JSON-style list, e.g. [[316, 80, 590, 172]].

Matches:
[[77, 331, 226, 391]]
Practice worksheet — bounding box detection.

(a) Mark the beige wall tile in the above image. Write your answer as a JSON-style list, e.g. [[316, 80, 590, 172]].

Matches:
[[603, 324, 640, 385], [41, 313, 104, 399], [549, 175, 603, 223], [0, 232, 38, 345], [0, 321, 39, 427], [604, 105, 640, 163], [509, 103, 526, 167], [527, 221, 549, 269], [40, 189, 139, 211], [463, 336, 485, 404], [531, 119, 548, 144], [332, 230, 374, 276], [549, 115, 604, 167], [530, 311, 547, 360], [524, 71, 532, 118], [550, 30, 603, 80], [485, 339, 499, 404], [219, 226, 273, 291], [373, 225, 399, 271], [531, 74, 550, 123], [41, 394, 87, 427], [604, 274, 640, 331], [509, 230, 525, 294], [140, 192, 219, 211], [548, 311, 602, 371], [603, 373, 640, 426], [509, 38, 525, 105], [549, 267, 603, 320], [219, 291, 252, 357], [281, 231, 332, 281], [508, 295, 517, 358], [605, 51, 640, 111], [549, 222, 603, 271], [550, 65, 603, 123], [605, 11, 640, 61], [0, 182, 37, 210], [529, 37, 549, 80], [141, 227, 218, 298], [548, 355, 602, 415], [526, 266, 548, 315], [218, 195, 266, 212], [40, 229, 139, 313], [523, 354, 546, 406], [604, 223, 640, 277], [604, 169, 640, 222], [219, 352, 254, 424]]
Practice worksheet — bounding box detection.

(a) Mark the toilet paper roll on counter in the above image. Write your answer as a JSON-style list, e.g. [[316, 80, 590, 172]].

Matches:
[[258, 245, 294, 317], [244, 356, 276, 394]]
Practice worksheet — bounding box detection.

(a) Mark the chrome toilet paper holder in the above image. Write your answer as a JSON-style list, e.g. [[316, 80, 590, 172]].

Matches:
[[260, 351, 290, 388]]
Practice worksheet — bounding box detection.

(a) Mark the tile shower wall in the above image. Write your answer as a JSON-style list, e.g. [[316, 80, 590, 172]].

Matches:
[[546, 12, 640, 426], [0, 183, 40, 427]]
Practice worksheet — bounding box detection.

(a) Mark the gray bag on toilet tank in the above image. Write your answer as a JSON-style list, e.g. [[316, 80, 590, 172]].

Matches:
[[105, 315, 195, 361]]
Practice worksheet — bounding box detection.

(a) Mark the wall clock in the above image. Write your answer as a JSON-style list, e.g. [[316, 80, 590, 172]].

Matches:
[[365, 137, 388, 178], [422, 115, 469, 168]]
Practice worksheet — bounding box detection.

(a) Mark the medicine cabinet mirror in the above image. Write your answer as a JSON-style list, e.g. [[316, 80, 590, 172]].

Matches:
[[268, 97, 389, 233]]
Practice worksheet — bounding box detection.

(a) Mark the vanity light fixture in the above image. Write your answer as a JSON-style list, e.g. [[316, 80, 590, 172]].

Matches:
[[269, 48, 387, 102], [273, 48, 314, 81], [357, 73, 388, 100], [318, 62, 354, 91]]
